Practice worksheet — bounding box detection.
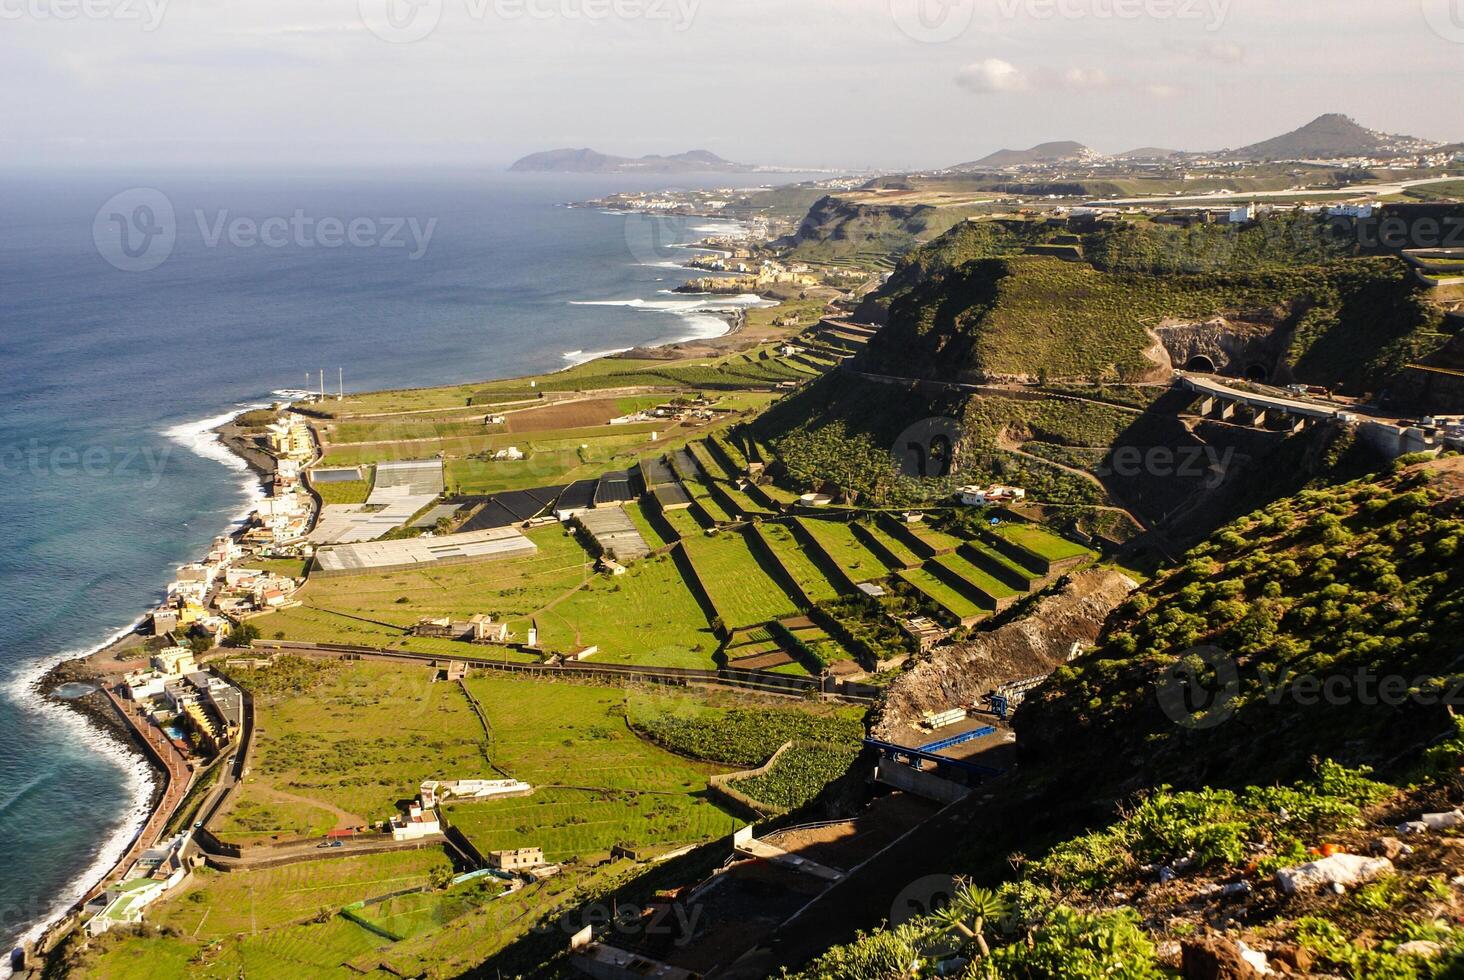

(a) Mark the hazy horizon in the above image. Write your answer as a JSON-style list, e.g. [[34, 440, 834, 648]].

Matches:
[[3, 0, 1462, 172]]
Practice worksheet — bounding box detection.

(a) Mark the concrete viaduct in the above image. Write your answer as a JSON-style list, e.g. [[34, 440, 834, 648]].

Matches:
[[1180, 375, 1347, 433]]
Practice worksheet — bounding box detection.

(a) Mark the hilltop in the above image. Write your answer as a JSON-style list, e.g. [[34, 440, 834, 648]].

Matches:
[[507, 147, 759, 173], [952, 140, 1097, 170], [1220, 113, 1442, 160]]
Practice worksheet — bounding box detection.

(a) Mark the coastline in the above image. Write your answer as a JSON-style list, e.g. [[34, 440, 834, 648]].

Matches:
[[16, 207, 785, 966], [14, 409, 281, 969]]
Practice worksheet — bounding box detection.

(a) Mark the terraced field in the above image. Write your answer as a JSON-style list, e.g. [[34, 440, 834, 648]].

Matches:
[[853, 520, 922, 570], [680, 529, 802, 629], [754, 522, 842, 603], [931, 553, 1018, 603], [898, 566, 985, 624], [992, 522, 1093, 565], [795, 517, 895, 584]]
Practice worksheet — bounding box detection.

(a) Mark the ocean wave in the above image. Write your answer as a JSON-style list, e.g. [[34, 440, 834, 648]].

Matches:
[[0, 398, 281, 967], [160, 403, 275, 524], [0, 651, 157, 971]]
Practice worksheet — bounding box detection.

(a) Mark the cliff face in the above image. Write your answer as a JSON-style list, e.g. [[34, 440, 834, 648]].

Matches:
[[871, 568, 1137, 741]]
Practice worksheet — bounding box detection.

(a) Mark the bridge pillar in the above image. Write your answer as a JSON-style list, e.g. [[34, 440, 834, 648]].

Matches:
[[1287, 416, 1309, 434], [1251, 409, 1268, 428], [1197, 396, 1215, 416], [1216, 400, 1236, 421]]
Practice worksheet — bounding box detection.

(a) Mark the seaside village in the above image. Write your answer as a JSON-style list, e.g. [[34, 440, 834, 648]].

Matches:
[[74, 405, 590, 941]]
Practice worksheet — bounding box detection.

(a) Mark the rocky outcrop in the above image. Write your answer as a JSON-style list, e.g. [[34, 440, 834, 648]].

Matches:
[[871, 568, 1138, 740], [1154, 316, 1286, 381]]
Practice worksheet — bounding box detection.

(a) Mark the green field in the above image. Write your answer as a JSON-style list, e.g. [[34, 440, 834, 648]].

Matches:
[[218, 663, 492, 843], [854, 520, 922, 569], [796, 517, 895, 582], [755, 522, 842, 603], [157, 850, 455, 938], [931, 553, 1018, 601], [680, 530, 801, 628], [255, 525, 591, 651], [897, 567, 985, 623], [447, 676, 739, 860], [992, 522, 1093, 563], [535, 552, 718, 667]]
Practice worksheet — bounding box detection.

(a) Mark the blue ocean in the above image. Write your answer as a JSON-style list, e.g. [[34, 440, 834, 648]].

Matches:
[[0, 170, 803, 957]]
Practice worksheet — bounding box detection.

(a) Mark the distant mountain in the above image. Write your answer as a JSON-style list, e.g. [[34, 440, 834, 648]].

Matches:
[[508, 147, 758, 173], [1114, 146, 1180, 161], [1220, 113, 1441, 161], [952, 140, 1097, 171]]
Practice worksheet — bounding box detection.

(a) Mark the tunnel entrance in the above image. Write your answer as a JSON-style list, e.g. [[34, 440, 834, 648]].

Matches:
[[1184, 355, 1217, 373], [1245, 363, 1270, 382]]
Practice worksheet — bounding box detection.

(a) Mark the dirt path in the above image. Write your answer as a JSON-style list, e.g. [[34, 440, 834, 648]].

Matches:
[[250, 782, 368, 831]]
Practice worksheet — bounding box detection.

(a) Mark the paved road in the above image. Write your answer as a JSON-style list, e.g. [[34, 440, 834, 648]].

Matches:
[[1086, 174, 1464, 208]]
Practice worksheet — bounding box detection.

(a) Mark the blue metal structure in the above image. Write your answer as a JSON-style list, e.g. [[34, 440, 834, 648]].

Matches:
[[917, 726, 996, 754]]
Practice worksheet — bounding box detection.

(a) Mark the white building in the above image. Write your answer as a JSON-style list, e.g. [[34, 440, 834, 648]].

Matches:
[[957, 485, 1026, 506], [390, 801, 442, 840]]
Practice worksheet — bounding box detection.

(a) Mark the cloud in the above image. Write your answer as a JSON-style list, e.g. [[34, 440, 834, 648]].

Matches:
[[955, 59, 1030, 93], [955, 60, 1182, 99]]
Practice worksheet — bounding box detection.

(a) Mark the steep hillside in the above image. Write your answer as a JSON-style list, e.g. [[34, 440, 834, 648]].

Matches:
[[1021, 455, 1464, 793], [788, 457, 1464, 979], [857, 216, 1445, 391]]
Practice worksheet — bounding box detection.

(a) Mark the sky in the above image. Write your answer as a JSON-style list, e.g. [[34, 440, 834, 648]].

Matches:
[[2, 0, 1462, 172]]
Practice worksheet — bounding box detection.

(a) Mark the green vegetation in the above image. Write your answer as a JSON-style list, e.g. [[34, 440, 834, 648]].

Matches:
[[219, 662, 491, 842], [678, 529, 801, 629], [446, 677, 739, 859], [729, 742, 860, 812], [628, 697, 865, 767]]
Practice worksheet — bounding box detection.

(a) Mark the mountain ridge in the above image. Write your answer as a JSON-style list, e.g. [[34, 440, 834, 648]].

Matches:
[[508, 147, 759, 173]]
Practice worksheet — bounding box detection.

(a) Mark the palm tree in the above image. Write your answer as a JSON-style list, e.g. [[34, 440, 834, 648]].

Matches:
[[931, 884, 1009, 958]]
